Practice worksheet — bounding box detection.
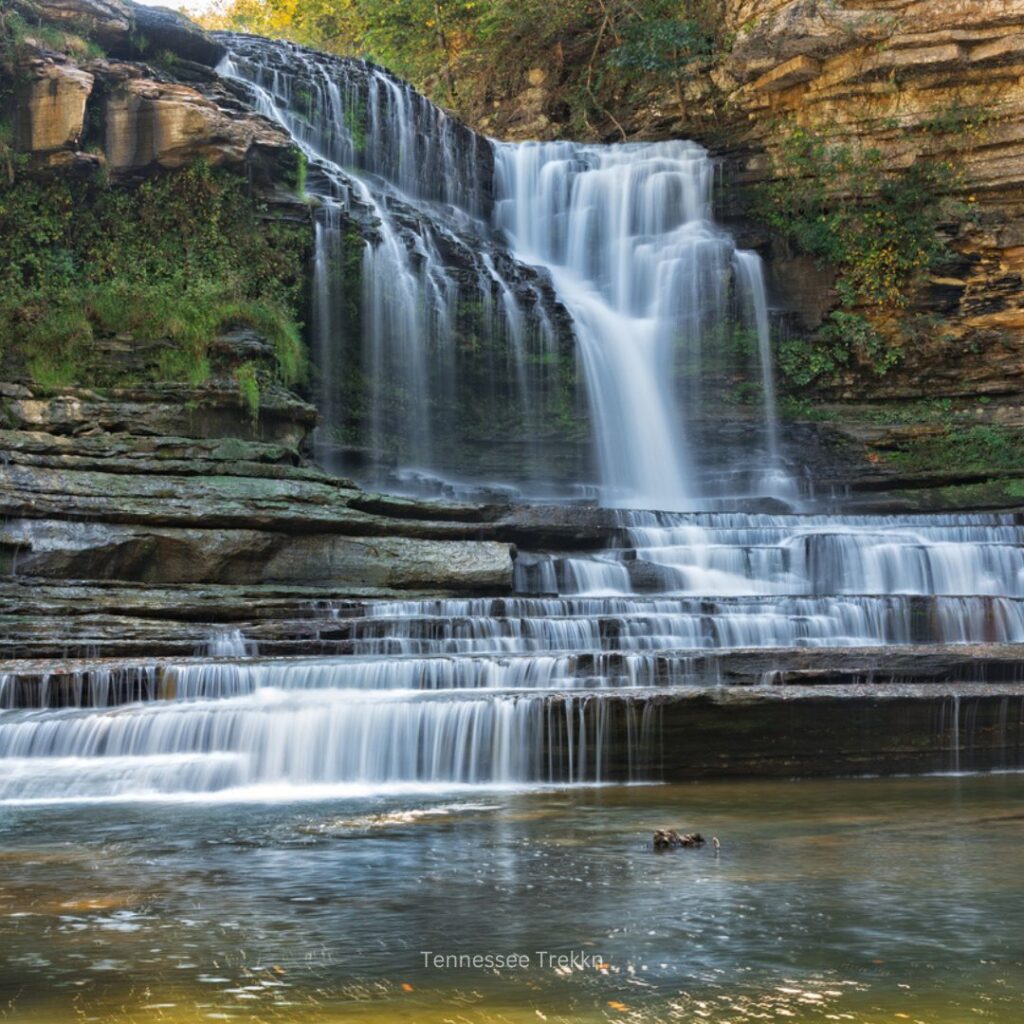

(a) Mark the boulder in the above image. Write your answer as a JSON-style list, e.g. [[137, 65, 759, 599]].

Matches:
[[123, 2, 226, 67], [14, 56, 93, 155], [102, 72, 291, 172]]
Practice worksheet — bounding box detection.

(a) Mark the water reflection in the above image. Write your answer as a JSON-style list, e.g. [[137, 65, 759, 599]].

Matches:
[[0, 774, 1021, 1021]]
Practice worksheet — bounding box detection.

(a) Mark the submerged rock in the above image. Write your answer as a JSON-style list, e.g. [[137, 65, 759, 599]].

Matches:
[[653, 830, 706, 850]]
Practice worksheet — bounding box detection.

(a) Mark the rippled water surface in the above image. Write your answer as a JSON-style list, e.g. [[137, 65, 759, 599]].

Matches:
[[0, 775, 1021, 1021]]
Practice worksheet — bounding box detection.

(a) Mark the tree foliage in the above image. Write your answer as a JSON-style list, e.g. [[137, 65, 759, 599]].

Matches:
[[202, 0, 722, 116]]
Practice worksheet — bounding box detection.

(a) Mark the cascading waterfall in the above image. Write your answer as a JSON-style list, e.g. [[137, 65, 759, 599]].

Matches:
[[493, 142, 789, 506], [1, 39, 1021, 803], [220, 37, 580, 498], [1, 510, 1022, 799], [219, 35, 788, 506]]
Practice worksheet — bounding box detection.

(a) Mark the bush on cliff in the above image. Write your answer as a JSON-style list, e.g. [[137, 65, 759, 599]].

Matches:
[[0, 161, 309, 391]]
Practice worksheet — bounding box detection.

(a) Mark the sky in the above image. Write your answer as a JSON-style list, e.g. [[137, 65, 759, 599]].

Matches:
[[133, 0, 221, 14]]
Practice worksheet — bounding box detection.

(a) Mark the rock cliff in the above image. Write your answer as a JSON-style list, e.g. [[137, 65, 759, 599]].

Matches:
[[0, 0, 519, 611]]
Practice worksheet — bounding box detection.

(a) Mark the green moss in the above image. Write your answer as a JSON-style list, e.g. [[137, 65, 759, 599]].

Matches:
[[285, 147, 308, 197], [778, 397, 838, 421], [0, 161, 310, 391], [887, 426, 1024, 476], [235, 361, 261, 423], [343, 101, 367, 156]]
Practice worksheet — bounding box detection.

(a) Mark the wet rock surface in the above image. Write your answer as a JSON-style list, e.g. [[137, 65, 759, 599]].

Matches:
[[653, 830, 706, 849]]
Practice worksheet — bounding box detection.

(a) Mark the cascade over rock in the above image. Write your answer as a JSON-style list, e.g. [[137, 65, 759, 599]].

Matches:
[[221, 35, 788, 508], [0, 15, 1023, 804]]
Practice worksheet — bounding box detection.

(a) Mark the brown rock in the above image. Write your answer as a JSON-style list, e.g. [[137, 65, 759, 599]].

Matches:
[[102, 73, 291, 172], [14, 56, 94, 154], [652, 829, 706, 849]]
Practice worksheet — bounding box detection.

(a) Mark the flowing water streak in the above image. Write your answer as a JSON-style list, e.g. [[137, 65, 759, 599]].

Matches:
[[222, 37, 787, 504], [493, 141, 788, 507], [2, 44, 1021, 802], [1, 512, 1023, 798], [0, 689, 656, 800], [518, 511, 1024, 597]]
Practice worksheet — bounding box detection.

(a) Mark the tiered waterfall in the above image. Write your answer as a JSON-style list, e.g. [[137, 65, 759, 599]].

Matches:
[[0, 37, 1020, 801]]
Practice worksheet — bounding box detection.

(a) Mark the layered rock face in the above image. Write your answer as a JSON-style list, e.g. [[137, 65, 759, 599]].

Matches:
[[473, 1, 1024, 415], [1, 0, 518, 603], [9, 0, 294, 179], [0, 355, 515, 595], [721, 0, 1024, 399]]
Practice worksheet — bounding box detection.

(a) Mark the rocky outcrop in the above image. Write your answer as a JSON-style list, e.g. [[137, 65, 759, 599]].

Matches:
[[1, 381, 316, 447], [0, 382, 516, 592], [7, 1, 290, 179], [11, 0, 222, 65], [12, 0, 132, 50], [13, 55, 93, 156], [127, 2, 225, 66], [718, 0, 1024, 397], [0, 517, 512, 589]]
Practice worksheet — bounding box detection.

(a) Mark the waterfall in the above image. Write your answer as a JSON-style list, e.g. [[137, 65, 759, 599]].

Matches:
[[493, 142, 787, 507], [1, 509, 1022, 800], [219, 36, 788, 507], [1, 39, 1019, 804], [219, 39, 575, 498]]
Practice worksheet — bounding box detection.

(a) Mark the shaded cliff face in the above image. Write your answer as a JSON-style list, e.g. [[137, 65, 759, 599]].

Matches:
[[723, 0, 1024, 387], [719, 0, 1024, 502], [476, 1, 1024, 392]]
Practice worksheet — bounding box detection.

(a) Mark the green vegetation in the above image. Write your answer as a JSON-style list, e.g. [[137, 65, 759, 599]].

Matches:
[[760, 125, 965, 393], [203, 0, 726, 125], [777, 310, 897, 391], [0, 161, 310, 396], [759, 127, 957, 309], [287, 148, 308, 196], [778, 396, 838, 421], [1, 7, 104, 62], [887, 426, 1024, 476], [919, 102, 995, 137], [235, 361, 261, 423]]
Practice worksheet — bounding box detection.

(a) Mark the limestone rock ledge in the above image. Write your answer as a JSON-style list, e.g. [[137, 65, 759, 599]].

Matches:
[[717, 0, 1024, 400], [9, 0, 296, 180], [0, 382, 514, 593]]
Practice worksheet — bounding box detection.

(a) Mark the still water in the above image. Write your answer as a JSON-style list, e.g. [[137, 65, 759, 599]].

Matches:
[[0, 775, 1021, 1022]]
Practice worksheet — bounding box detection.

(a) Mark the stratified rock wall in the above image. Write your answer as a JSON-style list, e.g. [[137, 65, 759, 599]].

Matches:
[[720, 0, 1024, 399], [8, 0, 291, 179]]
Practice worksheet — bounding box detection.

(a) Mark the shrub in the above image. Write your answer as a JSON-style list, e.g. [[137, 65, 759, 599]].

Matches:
[[0, 162, 310, 390], [758, 126, 956, 309]]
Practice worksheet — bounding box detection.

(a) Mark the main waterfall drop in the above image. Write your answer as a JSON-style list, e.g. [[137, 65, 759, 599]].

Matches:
[[220, 36, 787, 508], [493, 142, 785, 508]]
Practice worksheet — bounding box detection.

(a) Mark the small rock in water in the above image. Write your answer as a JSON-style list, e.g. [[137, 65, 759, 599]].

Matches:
[[652, 829, 706, 850]]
